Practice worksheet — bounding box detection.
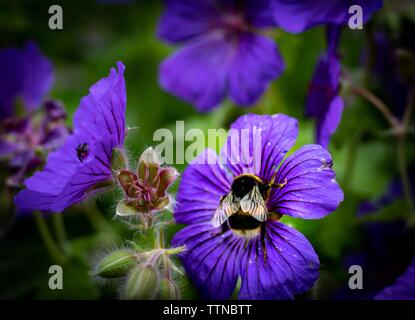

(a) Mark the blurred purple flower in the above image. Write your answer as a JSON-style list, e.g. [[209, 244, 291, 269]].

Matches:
[[375, 257, 415, 300], [0, 41, 54, 119], [306, 26, 344, 148], [270, 0, 383, 33], [0, 42, 68, 187], [0, 101, 69, 187], [157, 0, 284, 111], [15, 62, 127, 213], [172, 114, 343, 299]]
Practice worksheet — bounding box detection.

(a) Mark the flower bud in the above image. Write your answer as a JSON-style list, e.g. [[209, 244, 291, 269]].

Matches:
[[117, 169, 139, 197], [124, 265, 160, 300], [95, 250, 137, 278], [116, 199, 139, 217], [111, 148, 128, 172], [137, 147, 161, 183], [159, 278, 180, 300]]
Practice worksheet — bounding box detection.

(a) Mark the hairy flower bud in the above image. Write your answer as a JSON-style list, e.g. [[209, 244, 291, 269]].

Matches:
[[159, 278, 180, 300], [115, 147, 178, 222], [124, 265, 160, 300], [111, 147, 128, 172], [95, 250, 137, 278]]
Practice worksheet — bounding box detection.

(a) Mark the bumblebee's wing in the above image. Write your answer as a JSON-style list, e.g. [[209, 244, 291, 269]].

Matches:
[[211, 193, 239, 227], [240, 185, 267, 222]]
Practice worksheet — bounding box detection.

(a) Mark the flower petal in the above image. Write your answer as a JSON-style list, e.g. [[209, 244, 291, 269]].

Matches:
[[271, 0, 383, 34], [269, 144, 344, 219], [172, 222, 245, 299], [20, 41, 54, 112], [228, 33, 284, 106], [375, 257, 415, 300], [157, 0, 222, 43], [0, 41, 53, 118], [220, 114, 298, 182], [73, 61, 126, 146], [175, 148, 233, 224], [316, 95, 344, 148], [159, 35, 230, 111], [15, 63, 126, 213], [15, 134, 115, 212], [306, 54, 341, 119], [239, 220, 319, 299]]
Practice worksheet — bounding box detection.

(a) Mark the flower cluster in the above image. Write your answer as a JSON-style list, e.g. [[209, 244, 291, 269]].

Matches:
[[0, 42, 69, 188]]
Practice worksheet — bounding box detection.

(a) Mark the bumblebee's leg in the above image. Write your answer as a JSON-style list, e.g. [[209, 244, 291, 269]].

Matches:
[[260, 222, 267, 263], [221, 221, 230, 234]]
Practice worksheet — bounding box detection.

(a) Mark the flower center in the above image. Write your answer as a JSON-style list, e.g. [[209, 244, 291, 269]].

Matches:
[[222, 12, 249, 34], [76, 143, 89, 163]]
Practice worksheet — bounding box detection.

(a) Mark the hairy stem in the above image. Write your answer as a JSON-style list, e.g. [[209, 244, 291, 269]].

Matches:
[[52, 214, 67, 251], [34, 212, 66, 265]]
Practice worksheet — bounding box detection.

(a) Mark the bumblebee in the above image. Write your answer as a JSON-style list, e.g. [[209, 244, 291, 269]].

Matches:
[[212, 174, 287, 239]]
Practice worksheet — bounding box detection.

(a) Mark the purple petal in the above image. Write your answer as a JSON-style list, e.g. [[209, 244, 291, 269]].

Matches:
[[172, 222, 245, 299], [270, 0, 383, 34], [375, 257, 415, 300], [157, 0, 222, 43], [175, 148, 233, 224], [0, 41, 53, 118], [159, 35, 230, 111], [15, 135, 114, 212], [239, 220, 319, 299], [74, 61, 126, 145], [228, 33, 284, 105], [306, 54, 341, 118], [269, 144, 343, 219], [20, 41, 54, 112], [243, 0, 277, 28], [316, 95, 344, 148], [220, 114, 298, 182], [15, 62, 126, 213]]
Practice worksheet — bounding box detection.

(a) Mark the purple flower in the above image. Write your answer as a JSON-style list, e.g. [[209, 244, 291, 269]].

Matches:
[[0, 42, 67, 187], [0, 101, 69, 187], [270, 0, 383, 34], [0, 41, 54, 119], [375, 257, 415, 300], [157, 0, 284, 111], [14, 62, 127, 212], [172, 114, 344, 299], [306, 26, 344, 148]]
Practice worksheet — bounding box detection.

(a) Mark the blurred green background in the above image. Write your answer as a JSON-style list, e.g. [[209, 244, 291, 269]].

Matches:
[[0, 0, 414, 299]]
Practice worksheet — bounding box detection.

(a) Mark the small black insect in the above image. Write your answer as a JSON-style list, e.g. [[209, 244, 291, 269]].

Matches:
[[76, 143, 89, 163]]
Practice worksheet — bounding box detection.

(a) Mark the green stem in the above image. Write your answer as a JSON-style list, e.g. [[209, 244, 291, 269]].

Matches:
[[52, 214, 67, 251], [350, 86, 400, 129], [397, 131, 414, 213], [85, 205, 120, 242], [33, 212, 66, 265], [342, 132, 361, 191]]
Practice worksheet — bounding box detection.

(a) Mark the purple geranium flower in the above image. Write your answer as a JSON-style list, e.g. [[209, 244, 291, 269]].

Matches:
[[0, 41, 54, 119], [157, 0, 284, 111], [15, 62, 127, 212], [270, 0, 383, 33], [172, 114, 344, 299], [0, 42, 68, 187], [375, 257, 415, 300], [306, 26, 344, 148]]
